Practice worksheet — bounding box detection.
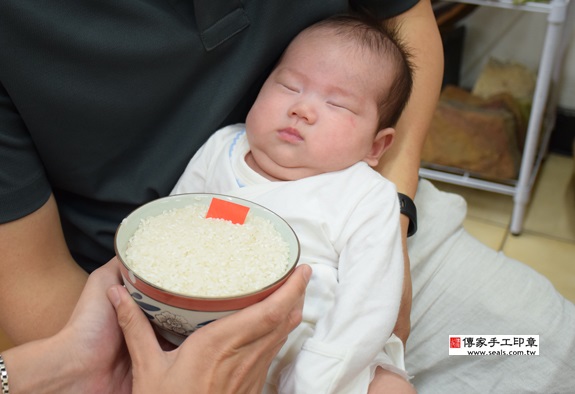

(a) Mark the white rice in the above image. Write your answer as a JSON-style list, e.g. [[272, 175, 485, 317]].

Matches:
[[125, 204, 291, 297]]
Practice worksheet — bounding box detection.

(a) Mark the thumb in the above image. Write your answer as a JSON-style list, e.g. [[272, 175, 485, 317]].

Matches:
[[107, 284, 162, 365]]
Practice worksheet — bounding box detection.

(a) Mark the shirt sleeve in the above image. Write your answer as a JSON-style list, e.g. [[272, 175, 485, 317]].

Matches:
[[278, 180, 405, 393], [0, 81, 51, 223]]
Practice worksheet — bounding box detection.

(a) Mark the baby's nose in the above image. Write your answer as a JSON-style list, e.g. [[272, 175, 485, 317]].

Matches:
[[289, 100, 317, 124]]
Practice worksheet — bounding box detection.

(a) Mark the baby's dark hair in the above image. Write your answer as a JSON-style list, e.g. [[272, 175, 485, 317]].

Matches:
[[305, 14, 414, 130]]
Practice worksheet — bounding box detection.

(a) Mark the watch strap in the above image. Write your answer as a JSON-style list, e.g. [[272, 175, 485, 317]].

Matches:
[[398, 192, 417, 237]]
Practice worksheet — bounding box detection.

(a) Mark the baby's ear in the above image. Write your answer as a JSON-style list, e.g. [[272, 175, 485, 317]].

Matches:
[[364, 127, 395, 167]]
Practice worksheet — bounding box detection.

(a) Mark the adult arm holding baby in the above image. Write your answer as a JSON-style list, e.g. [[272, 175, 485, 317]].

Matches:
[[373, 0, 444, 345], [0, 195, 89, 343]]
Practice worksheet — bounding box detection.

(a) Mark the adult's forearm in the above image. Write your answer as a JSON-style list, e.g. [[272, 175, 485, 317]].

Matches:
[[0, 195, 88, 344], [377, 0, 444, 198], [378, 0, 444, 344]]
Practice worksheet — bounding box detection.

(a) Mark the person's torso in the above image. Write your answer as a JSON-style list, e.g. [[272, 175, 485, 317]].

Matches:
[[0, 0, 416, 271]]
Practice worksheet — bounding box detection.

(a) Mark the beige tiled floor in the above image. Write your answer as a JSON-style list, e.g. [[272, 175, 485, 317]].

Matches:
[[1, 155, 574, 353], [432, 153, 575, 304]]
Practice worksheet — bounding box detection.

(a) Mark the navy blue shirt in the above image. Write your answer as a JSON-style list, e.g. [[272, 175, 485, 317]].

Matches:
[[0, 0, 418, 271]]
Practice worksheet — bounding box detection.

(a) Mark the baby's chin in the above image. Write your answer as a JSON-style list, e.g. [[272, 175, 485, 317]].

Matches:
[[269, 165, 333, 182], [247, 152, 297, 181], [260, 167, 305, 182], [258, 162, 316, 182], [248, 151, 335, 181], [269, 162, 363, 181]]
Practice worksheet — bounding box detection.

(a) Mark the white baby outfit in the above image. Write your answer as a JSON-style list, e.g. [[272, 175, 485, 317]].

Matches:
[[171, 124, 407, 393]]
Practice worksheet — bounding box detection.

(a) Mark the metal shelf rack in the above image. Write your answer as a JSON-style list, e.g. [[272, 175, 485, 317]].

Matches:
[[420, 0, 573, 234]]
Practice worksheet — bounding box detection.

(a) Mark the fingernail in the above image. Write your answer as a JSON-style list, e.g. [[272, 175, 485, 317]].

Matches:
[[302, 265, 312, 283], [107, 286, 121, 307]]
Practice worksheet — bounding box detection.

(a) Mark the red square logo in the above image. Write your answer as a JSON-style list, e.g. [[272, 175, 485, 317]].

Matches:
[[450, 337, 461, 348]]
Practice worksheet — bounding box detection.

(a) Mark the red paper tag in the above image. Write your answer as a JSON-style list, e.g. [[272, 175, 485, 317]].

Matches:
[[205, 197, 250, 224]]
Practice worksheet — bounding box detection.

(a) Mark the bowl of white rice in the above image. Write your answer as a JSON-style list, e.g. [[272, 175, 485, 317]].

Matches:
[[114, 193, 300, 345]]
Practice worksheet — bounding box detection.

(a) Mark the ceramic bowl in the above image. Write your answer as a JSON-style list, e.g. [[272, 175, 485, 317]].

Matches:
[[114, 193, 300, 345]]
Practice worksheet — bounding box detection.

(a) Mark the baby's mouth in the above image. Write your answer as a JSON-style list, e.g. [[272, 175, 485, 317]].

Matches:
[[277, 127, 304, 142]]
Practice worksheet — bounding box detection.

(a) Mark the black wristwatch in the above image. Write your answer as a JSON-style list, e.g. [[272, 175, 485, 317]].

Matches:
[[398, 193, 417, 237]]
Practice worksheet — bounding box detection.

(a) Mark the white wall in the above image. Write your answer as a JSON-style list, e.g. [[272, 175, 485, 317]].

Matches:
[[459, 3, 574, 110]]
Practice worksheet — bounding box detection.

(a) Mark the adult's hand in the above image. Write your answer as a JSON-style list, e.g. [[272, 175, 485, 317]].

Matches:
[[1, 258, 132, 394], [108, 264, 312, 394]]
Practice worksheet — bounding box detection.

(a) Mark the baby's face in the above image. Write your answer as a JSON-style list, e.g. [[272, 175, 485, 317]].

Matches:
[[245, 29, 394, 181]]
